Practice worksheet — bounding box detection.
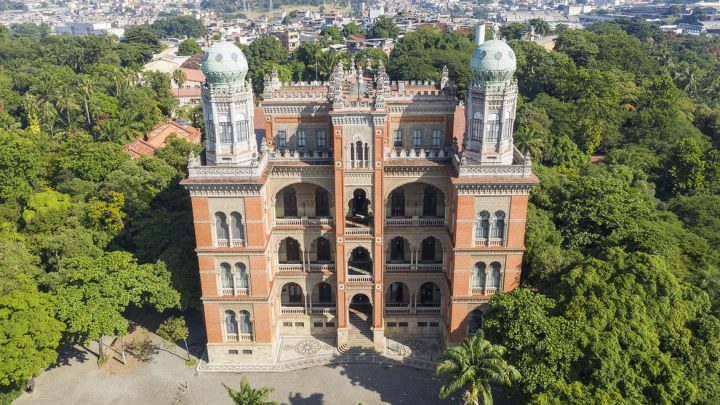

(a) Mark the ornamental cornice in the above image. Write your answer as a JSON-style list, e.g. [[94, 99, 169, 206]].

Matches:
[[454, 183, 533, 195], [330, 115, 375, 126], [261, 104, 330, 116], [384, 165, 450, 177], [343, 172, 373, 185], [185, 183, 264, 196], [386, 103, 456, 115], [269, 165, 334, 178], [202, 296, 270, 304]]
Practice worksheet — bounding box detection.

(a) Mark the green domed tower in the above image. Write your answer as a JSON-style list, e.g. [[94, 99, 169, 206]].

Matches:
[[463, 25, 518, 166], [200, 39, 256, 166]]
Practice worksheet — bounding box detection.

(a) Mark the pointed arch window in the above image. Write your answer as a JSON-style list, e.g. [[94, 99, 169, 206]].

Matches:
[[473, 262, 486, 288], [215, 212, 229, 241], [236, 113, 247, 142], [493, 211, 506, 239], [488, 262, 501, 290], [224, 310, 238, 337], [220, 263, 234, 290], [235, 263, 249, 289], [238, 310, 252, 334], [230, 212, 244, 241], [476, 211, 490, 239]]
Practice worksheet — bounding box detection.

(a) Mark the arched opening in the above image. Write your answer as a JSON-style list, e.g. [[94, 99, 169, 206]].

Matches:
[[317, 282, 333, 303], [315, 187, 330, 217], [220, 263, 234, 294], [235, 263, 249, 290], [224, 310, 238, 340], [349, 293, 373, 344], [473, 262, 486, 290], [279, 238, 301, 264], [420, 237, 443, 263], [348, 246, 373, 278], [493, 211, 506, 241], [355, 140, 363, 161], [281, 282, 304, 305], [316, 237, 331, 262], [388, 237, 410, 263], [476, 211, 490, 240], [283, 188, 297, 217], [488, 262, 501, 292], [419, 282, 441, 307], [468, 309, 483, 336], [230, 212, 244, 242], [215, 212, 229, 241], [385, 183, 445, 221], [386, 282, 410, 309], [350, 189, 369, 221], [238, 310, 253, 335]]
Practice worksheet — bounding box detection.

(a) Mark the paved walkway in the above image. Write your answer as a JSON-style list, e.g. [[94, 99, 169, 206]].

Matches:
[[16, 332, 463, 405]]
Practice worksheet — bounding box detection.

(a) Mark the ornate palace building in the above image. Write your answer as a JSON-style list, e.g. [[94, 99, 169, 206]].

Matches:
[[182, 29, 538, 366]]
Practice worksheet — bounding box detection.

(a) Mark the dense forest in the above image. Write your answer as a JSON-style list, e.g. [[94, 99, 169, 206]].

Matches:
[[0, 23, 202, 403], [1, 15, 720, 404]]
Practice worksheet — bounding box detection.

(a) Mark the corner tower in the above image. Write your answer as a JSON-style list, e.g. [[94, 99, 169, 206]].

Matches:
[[464, 26, 517, 165], [201, 40, 256, 165]]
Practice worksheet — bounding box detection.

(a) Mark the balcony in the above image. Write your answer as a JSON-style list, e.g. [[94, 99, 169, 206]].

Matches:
[[386, 147, 451, 161], [385, 217, 446, 227], [415, 306, 441, 314], [216, 239, 246, 248], [309, 263, 335, 272], [472, 287, 498, 296], [346, 227, 373, 236], [278, 263, 304, 272], [281, 306, 306, 315], [347, 274, 373, 282], [225, 333, 253, 342], [270, 148, 332, 163], [310, 306, 337, 315], [273, 217, 334, 227], [221, 288, 249, 296], [474, 238, 504, 247], [385, 304, 441, 315], [385, 304, 412, 314]]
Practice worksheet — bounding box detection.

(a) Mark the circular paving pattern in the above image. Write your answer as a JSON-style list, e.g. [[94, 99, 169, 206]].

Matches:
[[403, 340, 429, 355], [294, 339, 322, 356]]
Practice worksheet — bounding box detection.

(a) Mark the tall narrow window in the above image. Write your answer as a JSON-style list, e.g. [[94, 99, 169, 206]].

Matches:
[[235, 263, 248, 289], [285, 239, 300, 262], [473, 263, 486, 288], [390, 282, 404, 303], [315, 187, 330, 217], [297, 130, 306, 147], [283, 188, 297, 217], [486, 113, 500, 142], [412, 129, 422, 148], [236, 114, 247, 142], [390, 237, 405, 262], [318, 282, 332, 303], [224, 311, 238, 336], [390, 188, 405, 217], [432, 129, 442, 148], [215, 212, 229, 240], [493, 211, 506, 239], [316, 237, 331, 262], [488, 262, 501, 289], [238, 310, 252, 334], [220, 263, 234, 290], [421, 237, 436, 262], [316, 130, 327, 148], [355, 141, 363, 161], [468, 309, 483, 335], [207, 121, 216, 142], [423, 187, 437, 217], [476, 211, 490, 239], [472, 112, 483, 141], [218, 115, 232, 143], [276, 130, 287, 148], [230, 212, 244, 241], [393, 130, 402, 147]]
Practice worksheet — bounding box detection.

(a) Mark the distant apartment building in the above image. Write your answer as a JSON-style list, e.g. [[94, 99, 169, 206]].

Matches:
[[54, 22, 124, 37], [270, 30, 301, 52]]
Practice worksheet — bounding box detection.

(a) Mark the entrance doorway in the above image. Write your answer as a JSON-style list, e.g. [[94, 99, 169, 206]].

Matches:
[[348, 294, 373, 343]]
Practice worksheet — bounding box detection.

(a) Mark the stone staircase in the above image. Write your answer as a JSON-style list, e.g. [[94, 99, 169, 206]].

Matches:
[[341, 306, 375, 353]]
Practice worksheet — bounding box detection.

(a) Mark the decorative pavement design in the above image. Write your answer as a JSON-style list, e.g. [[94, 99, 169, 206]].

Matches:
[[197, 336, 443, 373]]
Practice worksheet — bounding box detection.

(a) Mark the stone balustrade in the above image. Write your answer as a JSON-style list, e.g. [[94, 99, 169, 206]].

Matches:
[[274, 217, 334, 227], [270, 148, 332, 162], [386, 147, 450, 161], [385, 217, 445, 227]]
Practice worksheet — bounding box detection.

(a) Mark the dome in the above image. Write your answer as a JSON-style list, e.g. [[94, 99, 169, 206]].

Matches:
[[469, 39, 516, 83], [201, 39, 249, 85]]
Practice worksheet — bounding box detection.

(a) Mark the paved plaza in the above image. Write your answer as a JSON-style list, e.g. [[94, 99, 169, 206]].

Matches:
[[15, 332, 464, 405]]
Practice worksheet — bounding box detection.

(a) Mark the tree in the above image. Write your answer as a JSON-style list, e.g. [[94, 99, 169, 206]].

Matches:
[[0, 129, 46, 201], [369, 17, 399, 39], [527, 18, 550, 36], [53, 252, 180, 358], [177, 39, 202, 56], [171, 68, 187, 89], [436, 331, 520, 405], [500, 23, 527, 40], [342, 23, 362, 38], [667, 137, 706, 196], [320, 26, 342, 44], [223, 377, 279, 405], [150, 16, 205, 39], [123, 26, 162, 51], [156, 316, 190, 360]]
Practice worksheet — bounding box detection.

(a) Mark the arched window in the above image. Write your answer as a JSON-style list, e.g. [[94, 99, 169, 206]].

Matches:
[[283, 238, 300, 263], [236, 113, 247, 142], [472, 112, 483, 141], [488, 262, 501, 289], [215, 212, 229, 240], [363, 143, 369, 161], [318, 282, 332, 303], [355, 141, 363, 161], [283, 188, 297, 217], [235, 263, 248, 289], [238, 310, 252, 334], [423, 187, 438, 217], [493, 211, 506, 239], [473, 262, 486, 288], [468, 309, 483, 336], [224, 310, 238, 336], [476, 211, 490, 239], [220, 263, 234, 290], [419, 282, 441, 306], [389, 282, 405, 303], [283, 283, 303, 303], [230, 212, 244, 240], [390, 188, 405, 217], [352, 189, 368, 217], [316, 237, 331, 262], [421, 237, 435, 262], [315, 187, 330, 217], [390, 237, 406, 262]]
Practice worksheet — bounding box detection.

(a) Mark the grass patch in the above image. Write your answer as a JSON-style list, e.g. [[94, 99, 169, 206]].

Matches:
[[185, 358, 198, 367]]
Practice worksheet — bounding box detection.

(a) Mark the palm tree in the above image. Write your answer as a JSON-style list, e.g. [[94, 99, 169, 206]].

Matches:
[[75, 74, 95, 129], [223, 377, 278, 405], [53, 86, 80, 129], [317, 51, 343, 81], [172, 68, 187, 90], [436, 331, 520, 405], [514, 127, 545, 161], [528, 18, 550, 37]]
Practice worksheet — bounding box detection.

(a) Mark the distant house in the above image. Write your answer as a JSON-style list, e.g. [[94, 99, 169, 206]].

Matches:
[[124, 119, 201, 158]]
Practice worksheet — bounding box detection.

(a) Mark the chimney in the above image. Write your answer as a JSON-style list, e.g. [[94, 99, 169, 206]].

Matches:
[[475, 23, 485, 46]]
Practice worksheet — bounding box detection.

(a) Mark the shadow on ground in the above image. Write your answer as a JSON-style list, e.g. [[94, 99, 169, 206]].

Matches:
[[48, 345, 91, 370], [287, 392, 324, 405]]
